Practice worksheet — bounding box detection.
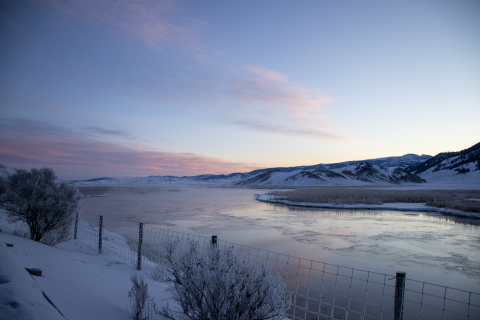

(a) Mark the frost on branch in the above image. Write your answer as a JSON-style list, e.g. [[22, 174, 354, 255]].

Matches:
[[155, 238, 291, 320], [127, 274, 154, 320]]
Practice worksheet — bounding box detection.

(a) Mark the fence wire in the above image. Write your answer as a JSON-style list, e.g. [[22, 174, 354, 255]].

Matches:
[[75, 212, 480, 320]]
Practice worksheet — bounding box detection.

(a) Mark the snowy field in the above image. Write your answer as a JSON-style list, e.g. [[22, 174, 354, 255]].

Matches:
[[0, 213, 172, 320]]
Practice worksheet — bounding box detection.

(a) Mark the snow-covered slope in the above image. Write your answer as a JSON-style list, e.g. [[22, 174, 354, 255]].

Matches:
[[234, 162, 425, 186], [407, 142, 480, 185], [0, 217, 172, 320], [68, 154, 430, 186]]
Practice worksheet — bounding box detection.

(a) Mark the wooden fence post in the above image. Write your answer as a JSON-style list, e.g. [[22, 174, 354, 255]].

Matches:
[[137, 223, 143, 270], [394, 271, 406, 320], [74, 212, 79, 240], [98, 216, 103, 254], [212, 235, 217, 246]]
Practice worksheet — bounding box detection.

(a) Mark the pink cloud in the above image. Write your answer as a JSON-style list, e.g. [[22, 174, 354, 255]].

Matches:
[[46, 0, 204, 46], [242, 65, 287, 82], [227, 65, 335, 119], [0, 119, 260, 179], [213, 65, 351, 140]]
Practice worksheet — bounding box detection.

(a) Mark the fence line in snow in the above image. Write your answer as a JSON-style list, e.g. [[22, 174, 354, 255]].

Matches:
[[74, 211, 480, 320]]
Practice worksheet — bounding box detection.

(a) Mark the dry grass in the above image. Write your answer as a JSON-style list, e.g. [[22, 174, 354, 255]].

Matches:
[[269, 187, 480, 214]]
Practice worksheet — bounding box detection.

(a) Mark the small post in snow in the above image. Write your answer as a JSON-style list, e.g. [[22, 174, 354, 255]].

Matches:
[[137, 223, 143, 270], [212, 235, 217, 246], [98, 215, 103, 254], [74, 212, 79, 240], [394, 271, 406, 320]]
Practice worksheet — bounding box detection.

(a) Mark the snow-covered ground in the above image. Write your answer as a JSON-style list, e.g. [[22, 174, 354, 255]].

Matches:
[[256, 194, 480, 219], [420, 169, 480, 184], [0, 214, 171, 320]]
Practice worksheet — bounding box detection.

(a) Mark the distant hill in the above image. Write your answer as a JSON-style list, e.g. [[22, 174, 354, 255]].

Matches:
[[4, 145, 478, 187], [233, 161, 426, 186], [69, 153, 431, 186], [406, 142, 480, 184], [231, 153, 432, 177]]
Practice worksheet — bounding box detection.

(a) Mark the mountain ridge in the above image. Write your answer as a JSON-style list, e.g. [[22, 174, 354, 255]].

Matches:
[[67, 153, 432, 186], [1, 143, 479, 187], [405, 142, 480, 185]]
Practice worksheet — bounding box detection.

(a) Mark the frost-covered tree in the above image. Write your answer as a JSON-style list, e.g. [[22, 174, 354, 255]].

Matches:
[[0, 167, 81, 246], [155, 238, 291, 320]]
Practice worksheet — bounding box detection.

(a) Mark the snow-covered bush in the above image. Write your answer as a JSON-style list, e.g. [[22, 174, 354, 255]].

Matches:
[[127, 274, 153, 320], [0, 167, 81, 246], [12, 227, 29, 238], [155, 238, 291, 320]]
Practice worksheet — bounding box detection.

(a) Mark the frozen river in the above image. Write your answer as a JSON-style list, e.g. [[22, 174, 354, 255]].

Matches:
[[79, 185, 480, 293]]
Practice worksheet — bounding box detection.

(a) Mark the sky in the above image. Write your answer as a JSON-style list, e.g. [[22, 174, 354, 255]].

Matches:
[[1, 0, 479, 180]]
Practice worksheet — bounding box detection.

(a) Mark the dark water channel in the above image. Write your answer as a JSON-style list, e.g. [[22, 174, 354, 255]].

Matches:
[[79, 185, 480, 299]]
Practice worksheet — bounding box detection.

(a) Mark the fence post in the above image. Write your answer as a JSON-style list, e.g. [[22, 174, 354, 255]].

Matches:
[[394, 271, 406, 320], [98, 216, 103, 254], [74, 212, 79, 240], [212, 235, 217, 246], [137, 223, 143, 270]]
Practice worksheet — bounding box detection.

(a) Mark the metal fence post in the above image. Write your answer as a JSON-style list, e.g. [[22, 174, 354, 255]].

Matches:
[[98, 216, 103, 254], [74, 212, 79, 240], [137, 223, 143, 270], [212, 235, 217, 246], [394, 271, 406, 320]]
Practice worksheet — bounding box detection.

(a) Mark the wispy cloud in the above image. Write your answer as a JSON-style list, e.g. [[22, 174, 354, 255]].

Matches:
[[32, 1, 348, 141], [46, 0, 204, 46], [82, 126, 135, 139], [230, 119, 348, 140], [0, 119, 259, 179], [226, 65, 335, 119], [216, 65, 348, 140]]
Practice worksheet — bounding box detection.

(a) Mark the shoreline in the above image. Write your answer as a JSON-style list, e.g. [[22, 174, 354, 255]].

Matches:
[[256, 194, 480, 219]]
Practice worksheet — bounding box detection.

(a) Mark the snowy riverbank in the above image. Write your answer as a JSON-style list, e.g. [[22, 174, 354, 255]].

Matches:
[[256, 194, 480, 219], [0, 214, 171, 320]]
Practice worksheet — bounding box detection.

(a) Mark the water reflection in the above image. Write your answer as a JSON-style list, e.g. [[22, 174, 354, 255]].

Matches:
[[79, 185, 480, 293], [266, 203, 480, 226]]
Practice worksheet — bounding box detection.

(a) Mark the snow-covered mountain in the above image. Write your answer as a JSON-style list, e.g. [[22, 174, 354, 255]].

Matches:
[[3, 146, 477, 187], [67, 154, 430, 186], [406, 142, 480, 184], [234, 162, 425, 186], [234, 153, 431, 177]]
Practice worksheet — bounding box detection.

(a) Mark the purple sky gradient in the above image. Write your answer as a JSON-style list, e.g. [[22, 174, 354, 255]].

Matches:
[[1, 0, 479, 179]]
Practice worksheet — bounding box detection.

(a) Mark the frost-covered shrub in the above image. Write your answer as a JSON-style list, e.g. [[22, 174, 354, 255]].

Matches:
[[127, 274, 153, 320], [0, 167, 81, 246], [12, 227, 29, 239], [155, 238, 291, 320]]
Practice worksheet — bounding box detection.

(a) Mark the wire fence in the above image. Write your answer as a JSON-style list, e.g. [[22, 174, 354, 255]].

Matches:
[[75, 211, 480, 320]]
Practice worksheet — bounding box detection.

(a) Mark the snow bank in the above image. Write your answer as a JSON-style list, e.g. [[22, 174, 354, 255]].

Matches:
[[256, 194, 480, 219], [0, 237, 65, 320], [0, 214, 172, 320]]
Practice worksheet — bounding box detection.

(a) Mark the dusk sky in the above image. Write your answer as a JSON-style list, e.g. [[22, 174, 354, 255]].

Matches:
[[1, 0, 479, 180]]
